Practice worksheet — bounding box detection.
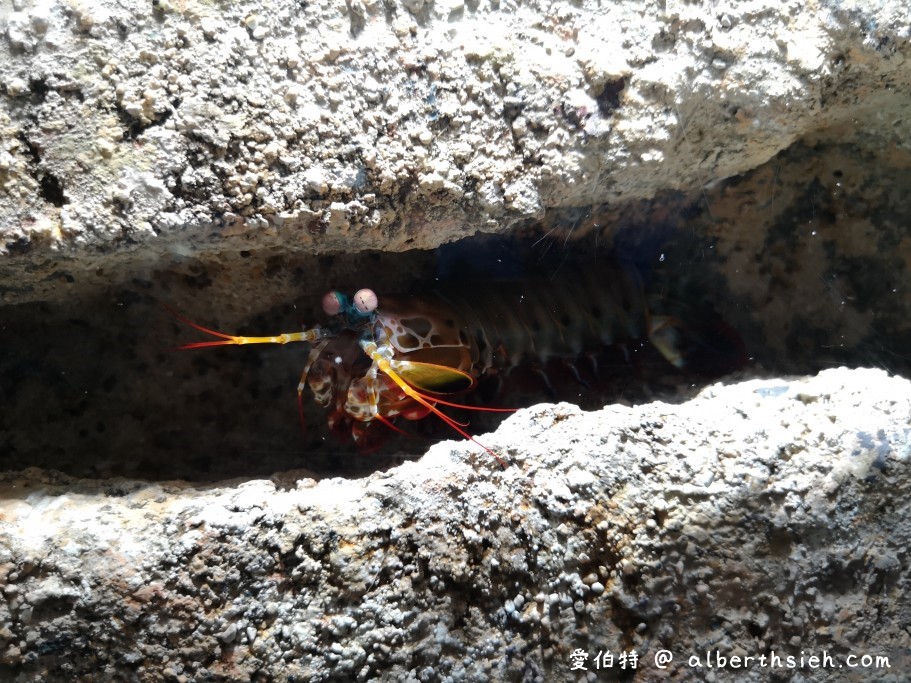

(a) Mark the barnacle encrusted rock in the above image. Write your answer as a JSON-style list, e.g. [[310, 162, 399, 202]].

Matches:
[[0, 368, 908, 681], [2, 0, 911, 303]]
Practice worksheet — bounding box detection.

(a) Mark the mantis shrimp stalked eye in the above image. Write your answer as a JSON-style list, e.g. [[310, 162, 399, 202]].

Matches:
[[171, 262, 746, 469]]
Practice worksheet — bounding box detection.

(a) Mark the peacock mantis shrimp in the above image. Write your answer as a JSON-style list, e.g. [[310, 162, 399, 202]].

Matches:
[[172, 262, 744, 468]]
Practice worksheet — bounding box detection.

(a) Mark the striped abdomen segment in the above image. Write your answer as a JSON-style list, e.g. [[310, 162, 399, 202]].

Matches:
[[434, 264, 649, 373]]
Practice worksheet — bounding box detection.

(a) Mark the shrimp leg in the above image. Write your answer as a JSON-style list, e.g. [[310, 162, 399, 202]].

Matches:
[[360, 340, 511, 469]]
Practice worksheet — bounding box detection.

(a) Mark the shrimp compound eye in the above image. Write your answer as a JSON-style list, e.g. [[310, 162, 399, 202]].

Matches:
[[322, 291, 344, 316], [353, 288, 378, 314]]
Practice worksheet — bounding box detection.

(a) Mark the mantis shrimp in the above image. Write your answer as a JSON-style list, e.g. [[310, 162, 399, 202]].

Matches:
[[172, 261, 745, 467]]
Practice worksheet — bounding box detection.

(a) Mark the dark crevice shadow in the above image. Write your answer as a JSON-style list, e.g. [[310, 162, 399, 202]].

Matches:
[[4, 226, 901, 485]]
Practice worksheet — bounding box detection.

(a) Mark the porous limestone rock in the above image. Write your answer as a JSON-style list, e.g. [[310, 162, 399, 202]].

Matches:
[[3, 1, 911, 679], [0, 368, 908, 681], [1, 0, 911, 303]]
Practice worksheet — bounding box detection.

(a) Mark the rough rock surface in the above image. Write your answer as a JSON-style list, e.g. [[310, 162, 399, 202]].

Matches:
[[1, 367, 909, 682], [3, 1, 911, 680], [2, 0, 911, 302]]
